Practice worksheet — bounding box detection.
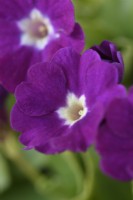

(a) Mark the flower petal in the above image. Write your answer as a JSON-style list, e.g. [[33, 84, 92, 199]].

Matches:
[[59, 23, 85, 53], [35, 103, 103, 154], [0, 0, 33, 20], [0, 47, 41, 93], [106, 99, 133, 139], [15, 62, 67, 116], [50, 47, 81, 95], [11, 105, 68, 148], [0, 21, 20, 56], [37, 0, 75, 34], [80, 61, 118, 105], [100, 153, 133, 181]]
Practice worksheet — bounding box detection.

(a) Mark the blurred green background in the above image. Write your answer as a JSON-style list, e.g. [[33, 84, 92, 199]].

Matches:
[[0, 0, 133, 200]]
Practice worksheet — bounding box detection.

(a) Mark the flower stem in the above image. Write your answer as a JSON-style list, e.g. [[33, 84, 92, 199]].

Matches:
[[61, 151, 94, 200], [71, 152, 94, 200], [61, 152, 84, 193]]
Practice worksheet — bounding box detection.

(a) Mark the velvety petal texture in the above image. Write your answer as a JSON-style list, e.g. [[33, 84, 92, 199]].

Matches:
[[91, 40, 124, 83], [11, 47, 120, 154], [96, 87, 133, 181], [0, 0, 84, 93]]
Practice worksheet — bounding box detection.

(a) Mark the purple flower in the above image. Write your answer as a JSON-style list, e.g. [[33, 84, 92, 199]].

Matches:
[[0, 0, 84, 93], [11, 47, 120, 154], [91, 40, 124, 83], [0, 85, 8, 126], [96, 86, 133, 181]]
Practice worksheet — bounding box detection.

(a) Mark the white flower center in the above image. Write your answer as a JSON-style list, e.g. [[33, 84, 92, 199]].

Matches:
[[57, 93, 88, 126], [18, 9, 60, 50]]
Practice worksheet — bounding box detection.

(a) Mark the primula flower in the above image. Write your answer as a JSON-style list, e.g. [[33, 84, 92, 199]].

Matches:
[[11, 47, 122, 154], [96, 86, 133, 181], [0, 85, 8, 126], [91, 40, 124, 82], [0, 0, 84, 93]]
